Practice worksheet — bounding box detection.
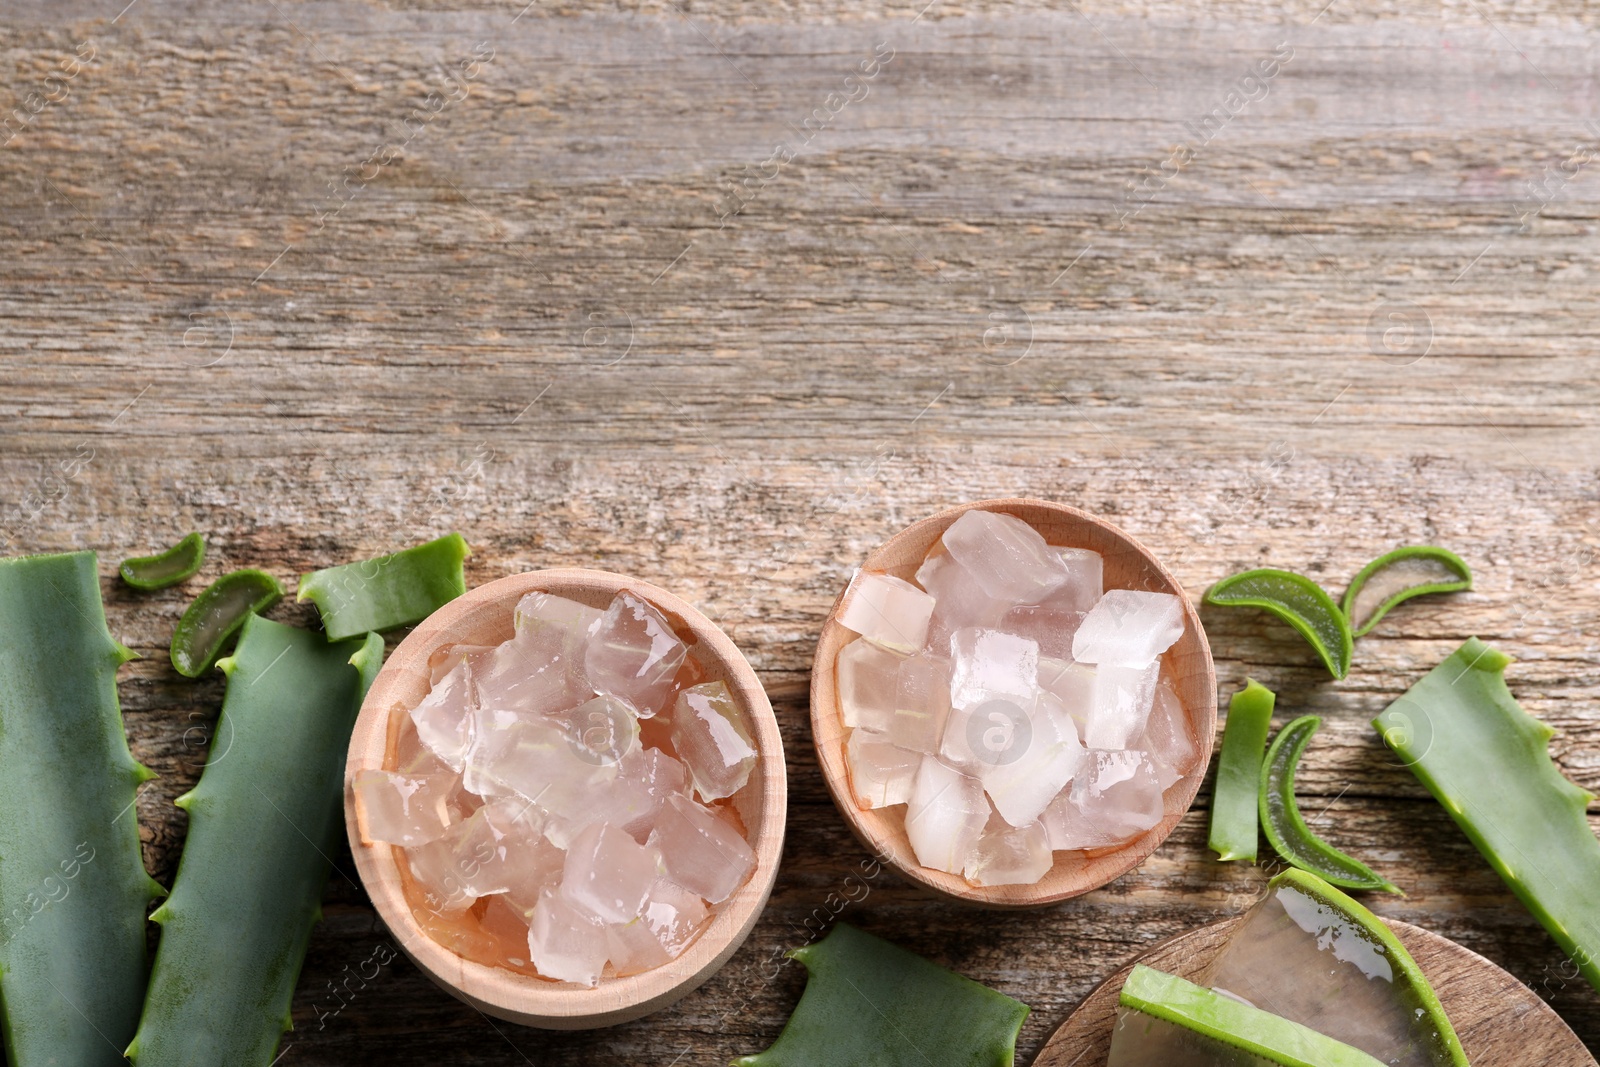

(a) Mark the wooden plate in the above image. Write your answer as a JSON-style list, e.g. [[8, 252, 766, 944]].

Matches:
[[1033, 916, 1596, 1066]]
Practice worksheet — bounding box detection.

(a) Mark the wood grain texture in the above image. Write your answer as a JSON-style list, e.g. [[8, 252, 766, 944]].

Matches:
[[1036, 917, 1597, 1066], [2, 0, 1598, 1061]]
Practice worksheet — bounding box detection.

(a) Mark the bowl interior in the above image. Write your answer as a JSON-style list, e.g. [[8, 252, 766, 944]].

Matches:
[[346, 568, 786, 1028], [811, 499, 1216, 908]]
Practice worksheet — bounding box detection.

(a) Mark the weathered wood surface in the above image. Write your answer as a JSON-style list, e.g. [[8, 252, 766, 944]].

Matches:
[[3, 0, 1599, 1061]]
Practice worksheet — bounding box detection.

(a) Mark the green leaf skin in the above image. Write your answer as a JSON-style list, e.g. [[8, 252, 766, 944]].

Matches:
[[1210, 678, 1276, 863], [732, 923, 1029, 1067], [170, 568, 284, 677], [1261, 716, 1400, 895], [1204, 569, 1353, 679], [128, 617, 382, 1066], [1117, 965, 1387, 1067], [0, 551, 163, 1067], [120, 532, 206, 590], [1375, 637, 1600, 998], [297, 532, 470, 641], [1341, 547, 1471, 638]]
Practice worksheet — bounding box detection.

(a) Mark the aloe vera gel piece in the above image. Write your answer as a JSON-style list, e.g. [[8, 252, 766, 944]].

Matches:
[[297, 532, 470, 640], [170, 569, 284, 677], [0, 552, 164, 1067], [734, 923, 1029, 1067], [120, 532, 206, 590], [129, 617, 382, 1066]]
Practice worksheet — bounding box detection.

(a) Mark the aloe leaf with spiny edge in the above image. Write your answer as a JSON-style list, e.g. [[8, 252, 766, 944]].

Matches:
[[733, 922, 1029, 1067], [297, 532, 469, 641], [0, 551, 164, 1067], [1376, 637, 1600, 1000], [127, 615, 382, 1066]]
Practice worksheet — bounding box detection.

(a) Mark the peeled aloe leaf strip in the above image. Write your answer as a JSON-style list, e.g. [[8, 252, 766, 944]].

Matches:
[[297, 532, 470, 641], [1209, 679, 1276, 863], [1204, 568, 1352, 679], [0, 552, 163, 1067], [1118, 964, 1387, 1067], [119, 532, 206, 590], [733, 922, 1029, 1067], [1261, 716, 1399, 894], [1342, 546, 1471, 638], [169, 568, 284, 678], [1375, 637, 1600, 997], [128, 616, 382, 1066]]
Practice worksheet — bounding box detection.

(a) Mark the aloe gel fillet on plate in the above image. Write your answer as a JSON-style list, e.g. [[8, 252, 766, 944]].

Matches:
[[127, 616, 382, 1066], [0, 551, 163, 1067]]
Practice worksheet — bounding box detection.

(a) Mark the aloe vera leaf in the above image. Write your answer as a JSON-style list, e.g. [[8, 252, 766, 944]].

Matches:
[[296, 532, 470, 640], [127, 617, 382, 1066], [1261, 716, 1400, 894], [169, 569, 284, 678], [0, 551, 164, 1067], [732, 922, 1029, 1067], [119, 532, 206, 590], [1375, 637, 1600, 998], [1203, 869, 1470, 1067], [1205, 569, 1353, 679], [1114, 965, 1388, 1067], [1210, 678, 1276, 863], [1341, 547, 1471, 638]]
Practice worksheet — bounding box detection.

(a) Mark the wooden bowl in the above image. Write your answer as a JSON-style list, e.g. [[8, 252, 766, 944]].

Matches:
[[345, 568, 787, 1029], [810, 498, 1215, 908]]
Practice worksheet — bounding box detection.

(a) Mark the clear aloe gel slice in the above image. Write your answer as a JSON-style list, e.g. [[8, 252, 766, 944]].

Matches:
[[1198, 870, 1469, 1067]]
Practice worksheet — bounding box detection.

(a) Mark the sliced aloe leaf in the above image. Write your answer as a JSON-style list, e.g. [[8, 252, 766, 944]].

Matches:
[[297, 532, 469, 641], [1202, 870, 1469, 1067], [1261, 716, 1399, 894], [119, 532, 206, 590], [128, 617, 382, 1065], [1205, 569, 1352, 680], [1341, 547, 1471, 637], [732, 922, 1029, 1067], [0, 551, 165, 1067], [1209, 678, 1276, 863], [1113, 964, 1387, 1067], [1376, 637, 1600, 1000], [170, 568, 284, 677]]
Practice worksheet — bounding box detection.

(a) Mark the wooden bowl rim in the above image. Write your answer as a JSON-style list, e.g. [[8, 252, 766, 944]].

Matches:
[[808, 497, 1217, 909], [345, 567, 787, 1029]]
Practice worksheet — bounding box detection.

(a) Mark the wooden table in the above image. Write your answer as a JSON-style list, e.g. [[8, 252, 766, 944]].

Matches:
[[4, 0, 1598, 1061]]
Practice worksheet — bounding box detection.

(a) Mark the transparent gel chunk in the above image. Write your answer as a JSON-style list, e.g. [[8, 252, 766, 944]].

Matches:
[[978, 692, 1085, 827], [1140, 679, 1198, 789], [352, 768, 458, 846], [916, 550, 1021, 654], [965, 813, 1053, 887], [845, 730, 921, 808], [835, 637, 902, 732], [1071, 749, 1165, 839], [584, 590, 688, 718], [471, 615, 592, 721], [1037, 657, 1095, 732], [455, 796, 565, 901], [940, 509, 1073, 602], [528, 888, 608, 986], [838, 569, 935, 654], [514, 591, 603, 641], [890, 654, 952, 754], [642, 876, 710, 957], [559, 821, 661, 923], [998, 605, 1085, 662], [1084, 661, 1160, 750], [649, 794, 755, 904], [466, 716, 619, 821], [1041, 791, 1135, 851], [670, 680, 758, 802], [409, 658, 477, 772], [904, 755, 987, 874], [1072, 589, 1185, 667], [548, 693, 640, 767], [949, 627, 1038, 710]]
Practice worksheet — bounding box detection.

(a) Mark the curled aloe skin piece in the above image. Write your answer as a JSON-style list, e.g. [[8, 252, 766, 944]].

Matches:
[[120, 532, 206, 590], [297, 532, 469, 641], [733, 922, 1029, 1067], [1342, 547, 1471, 638], [1376, 637, 1600, 998], [128, 616, 382, 1066], [0, 551, 164, 1067], [170, 568, 283, 677], [1113, 964, 1387, 1067], [1210, 678, 1276, 863], [1205, 569, 1353, 679], [1262, 716, 1400, 894], [1203, 869, 1470, 1067]]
